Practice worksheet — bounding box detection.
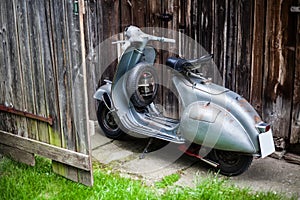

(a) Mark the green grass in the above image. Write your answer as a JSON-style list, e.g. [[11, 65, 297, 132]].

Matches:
[[0, 156, 296, 200], [155, 173, 181, 189]]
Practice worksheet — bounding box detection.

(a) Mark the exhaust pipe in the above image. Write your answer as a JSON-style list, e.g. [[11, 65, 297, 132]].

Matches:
[[178, 144, 219, 168], [199, 157, 219, 168]]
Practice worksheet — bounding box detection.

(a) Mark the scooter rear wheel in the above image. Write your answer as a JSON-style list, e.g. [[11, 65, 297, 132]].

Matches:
[[208, 149, 253, 176], [97, 101, 125, 139]]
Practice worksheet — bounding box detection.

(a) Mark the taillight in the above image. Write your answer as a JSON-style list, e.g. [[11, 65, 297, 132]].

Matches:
[[256, 122, 271, 133]]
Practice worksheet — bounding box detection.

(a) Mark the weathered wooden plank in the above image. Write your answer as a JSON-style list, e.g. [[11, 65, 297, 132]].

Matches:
[[27, 0, 49, 143], [198, 0, 213, 53], [168, 0, 179, 40], [15, 0, 39, 140], [0, 130, 90, 171], [64, 0, 84, 184], [0, 1, 6, 132], [235, 0, 253, 99], [46, 0, 70, 182], [284, 153, 300, 165], [223, 0, 238, 91], [250, 0, 266, 114], [62, 0, 77, 152], [43, 0, 61, 144], [0, 143, 35, 166], [9, 0, 28, 137], [132, 0, 146, 27], [102, 0, 119, 38], [93, 0, 119, 97], [65, 0, 93, 184], [262, 0, 294, 139], [45, 0, 93, 186], [0, 1, 16, 134], [212, 0, 226, 83], [77, 0, 93, 186], [48, 0, 80, 184], [48, 0, 66, 147], [184, 0, 192, 41], [290, 4, 300, 144], [120, 0, 131, 28], [85, 0, 98, 121]]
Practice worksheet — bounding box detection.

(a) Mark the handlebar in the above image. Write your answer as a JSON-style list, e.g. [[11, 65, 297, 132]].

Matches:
[[112, 36, 175, 45], [147, 35, 175, 43], [112, 26, 176, 47]]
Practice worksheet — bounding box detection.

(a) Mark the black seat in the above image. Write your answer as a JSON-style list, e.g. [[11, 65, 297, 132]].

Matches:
[[166, 54, 213, 72]]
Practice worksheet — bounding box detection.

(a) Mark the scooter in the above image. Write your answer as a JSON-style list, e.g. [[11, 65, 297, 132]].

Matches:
[[93, 26, 275, 176]]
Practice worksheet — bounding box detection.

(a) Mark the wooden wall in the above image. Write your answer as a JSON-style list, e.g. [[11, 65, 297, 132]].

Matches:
[[84, 0, 300, 146], [0, 0, 299, 183], [0, 0, 92, 185]]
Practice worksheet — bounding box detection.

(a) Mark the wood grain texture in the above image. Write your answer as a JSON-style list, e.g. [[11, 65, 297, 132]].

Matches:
[[0, 0, 93, 185], [250, 0, 265, 114], [15, 0, 39, 140], [81, 0, 300, 145], [0, 143, 35, 166], [0, 1, 15, 134], [0, 130, 90, 171], [291, 2, 300, 144], [262, 0, 295, 140], [27, 0, 50, 143], [0, 1, 6, 132]]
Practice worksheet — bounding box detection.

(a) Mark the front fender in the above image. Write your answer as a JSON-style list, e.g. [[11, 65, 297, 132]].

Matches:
[[93, 82, 112, 101]]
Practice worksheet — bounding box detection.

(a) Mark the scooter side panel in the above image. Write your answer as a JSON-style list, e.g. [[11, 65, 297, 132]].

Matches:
[[173, 75, 261, 154], [110, 46, 157, 135], [180, 102, 257, 153]]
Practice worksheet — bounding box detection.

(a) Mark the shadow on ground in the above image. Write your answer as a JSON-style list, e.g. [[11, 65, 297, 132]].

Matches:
[[91, 123, 300, 198]]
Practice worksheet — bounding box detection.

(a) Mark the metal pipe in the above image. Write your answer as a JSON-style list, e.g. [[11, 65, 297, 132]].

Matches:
[[0, 105, 53, 125]]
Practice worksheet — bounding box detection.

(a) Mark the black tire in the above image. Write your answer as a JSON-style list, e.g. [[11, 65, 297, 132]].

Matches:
[[126, 62, 158, 108], [208, 149, 253, 176], [97, 101, 125, 139]]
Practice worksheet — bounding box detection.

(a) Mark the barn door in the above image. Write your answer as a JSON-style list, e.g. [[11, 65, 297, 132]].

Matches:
[[0, 0, 93, 186], [290, 1, 300, 145]]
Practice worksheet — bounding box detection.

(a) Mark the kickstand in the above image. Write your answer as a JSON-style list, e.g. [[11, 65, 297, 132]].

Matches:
[[139, 138, 153, 159]]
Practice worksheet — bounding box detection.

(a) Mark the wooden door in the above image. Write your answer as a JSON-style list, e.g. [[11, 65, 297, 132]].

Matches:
[[0, 0, 93, 186]]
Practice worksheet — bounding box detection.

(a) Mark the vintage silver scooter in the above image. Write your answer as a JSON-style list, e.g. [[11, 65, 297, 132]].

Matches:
[[93, 26, 275, 176]]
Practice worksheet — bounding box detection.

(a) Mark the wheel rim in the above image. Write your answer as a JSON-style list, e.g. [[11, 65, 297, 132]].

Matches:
[[101, 106, 119, 132], [137, 71, 156, 101], [209, 149, 253, 176], [214, 150, 241, 166]]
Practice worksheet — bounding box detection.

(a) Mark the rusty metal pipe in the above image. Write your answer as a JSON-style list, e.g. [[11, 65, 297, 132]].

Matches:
[[0, 105, 53, 126]]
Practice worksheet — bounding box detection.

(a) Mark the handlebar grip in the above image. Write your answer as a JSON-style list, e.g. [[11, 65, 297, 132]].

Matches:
[[148, 35, 175, 43]]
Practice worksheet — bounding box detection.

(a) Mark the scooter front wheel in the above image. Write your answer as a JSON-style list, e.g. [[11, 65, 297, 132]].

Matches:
[[97, 101, 125, 139], [208, 149, 253, 176]]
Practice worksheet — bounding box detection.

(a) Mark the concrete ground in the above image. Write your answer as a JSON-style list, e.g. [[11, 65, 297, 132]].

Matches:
[[91, 123, 300, 198]]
